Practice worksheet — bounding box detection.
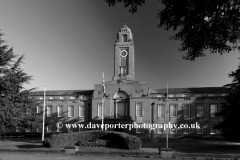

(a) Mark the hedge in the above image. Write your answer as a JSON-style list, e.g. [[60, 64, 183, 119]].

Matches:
[[43, 130, 142, 150]]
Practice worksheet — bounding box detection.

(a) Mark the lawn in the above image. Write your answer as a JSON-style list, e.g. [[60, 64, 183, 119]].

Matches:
[[0, 137, 240, 155], [0, 137, 157, 155]]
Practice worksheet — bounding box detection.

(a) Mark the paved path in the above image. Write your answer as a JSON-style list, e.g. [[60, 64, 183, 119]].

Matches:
[[1, 138, 240, 158], [0, 153, 162, 160], [142, 138, 240, 154]]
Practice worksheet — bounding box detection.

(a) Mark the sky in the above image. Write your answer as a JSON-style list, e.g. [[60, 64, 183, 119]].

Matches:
[[0, 0, 239, 91]]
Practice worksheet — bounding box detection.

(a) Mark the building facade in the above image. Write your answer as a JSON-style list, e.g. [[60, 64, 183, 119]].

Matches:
[[30, 24, 228, 137]]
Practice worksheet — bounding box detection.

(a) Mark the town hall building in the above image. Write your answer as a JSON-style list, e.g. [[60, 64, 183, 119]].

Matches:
[[30, 24, 229, 137]]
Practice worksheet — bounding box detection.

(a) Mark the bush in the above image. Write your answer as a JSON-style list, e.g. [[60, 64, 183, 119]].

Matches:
[[43, 130, 142, 150], [79, 139, 107, 147]]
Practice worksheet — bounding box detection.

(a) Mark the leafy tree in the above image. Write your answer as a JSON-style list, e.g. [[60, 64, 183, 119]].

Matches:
[[0, 31, 41, 134], [214, 60, 240, 140], [105, 0, 240, 61]]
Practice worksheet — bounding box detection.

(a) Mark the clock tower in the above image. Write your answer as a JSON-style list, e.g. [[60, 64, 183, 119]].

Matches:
[[113, 24, 135, 81]]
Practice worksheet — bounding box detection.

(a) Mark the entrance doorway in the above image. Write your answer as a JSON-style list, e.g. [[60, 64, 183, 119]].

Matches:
[[116, 101, 128, 118], [113, 90, 129, 118]]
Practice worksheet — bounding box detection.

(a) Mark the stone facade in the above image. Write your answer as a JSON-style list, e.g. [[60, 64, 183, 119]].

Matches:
[[28, 24, 229, 137]]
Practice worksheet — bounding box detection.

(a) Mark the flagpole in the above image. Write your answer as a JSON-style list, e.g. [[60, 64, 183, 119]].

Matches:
[[166, 83, 168, 149], [42, 85, 46, 142], [102, 72, 105, 130]]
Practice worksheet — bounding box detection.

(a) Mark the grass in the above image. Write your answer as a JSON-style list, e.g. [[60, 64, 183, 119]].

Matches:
[[0, 136, 240, 155], [0, 137, 157, 154]]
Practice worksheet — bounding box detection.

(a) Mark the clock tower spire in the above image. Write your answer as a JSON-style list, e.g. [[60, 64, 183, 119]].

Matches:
[[113, 24, 135, 81]]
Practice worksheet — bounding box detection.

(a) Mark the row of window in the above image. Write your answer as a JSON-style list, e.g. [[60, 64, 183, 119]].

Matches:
[[135, 103, 218, 118], [136, 124, 218, 134], [36, 105, 85, 117], [17, 124, 83, 133], [36, 96, 85, 100], [96, 103, 218, 118], [157, 98, 222, 101], [154, 94, 227, 98]]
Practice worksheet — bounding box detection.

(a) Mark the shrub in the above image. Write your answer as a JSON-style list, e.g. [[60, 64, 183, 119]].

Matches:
[[43, 130, 142, 150], [79, 139, 107, 147]]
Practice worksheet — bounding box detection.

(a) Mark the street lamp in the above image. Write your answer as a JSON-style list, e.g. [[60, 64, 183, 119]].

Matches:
[[166, 83, 169, 149], [42, 86, 46, 142], [102, 72, 105, 130], [151, 102, 155, 138]]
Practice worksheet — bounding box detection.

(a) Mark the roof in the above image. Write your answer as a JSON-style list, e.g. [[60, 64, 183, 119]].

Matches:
[[30, 90, 93, 96], [151, 87, 229, 94], [30, 87, 229, 96]]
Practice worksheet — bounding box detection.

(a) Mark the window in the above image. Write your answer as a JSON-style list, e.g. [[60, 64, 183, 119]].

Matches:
[[46, 124, 52, 132], [208, 94, 214, 97], [196, 124, 203, 134], [79, 105, 85, 117], [39, 97, 43, 100], [46, 106, 52, 117], [170, 104, 177, 117], [136, 124, 143, 133], [68, 106, 74, 117], [121, 58, 127, 67], [98, 103, 102, 117], [120, 66, 127, 75], [210, 104, 217, 117], [70, 97, 74, 100], [170, 127, 177, 134], [169, 94, 174, 97], [36, 106, 42, 114], [197, 104, 204, 117], [157, 104, 165, 117], [182, 94, 187, 97], [158, 126, 164, 134], [136, 102, 143, 117], [36, 127, 41, 132], [183, 104, 190, 117], [60, 96, 64, 100], [57, 106, 63, 117], [49, 97, 54, 99], [183, 126, 190, 134], [222, 94, 227, 97], [122, 34, 127, 42], [210, 124, 217, 134]]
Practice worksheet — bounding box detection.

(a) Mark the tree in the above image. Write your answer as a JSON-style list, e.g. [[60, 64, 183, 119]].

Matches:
[[105, 0, 240, 61], [214, 60, 240, 140], [0, 31, 41, 134]]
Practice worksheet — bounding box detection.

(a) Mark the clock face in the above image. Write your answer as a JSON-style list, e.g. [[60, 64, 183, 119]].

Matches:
[[120, 50, 128, 57]]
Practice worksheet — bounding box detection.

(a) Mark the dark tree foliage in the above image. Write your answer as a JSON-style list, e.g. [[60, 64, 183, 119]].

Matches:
[[105, 0, 240, 61], [214, 61, 240, 140], [0, 31, 41, 133]]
